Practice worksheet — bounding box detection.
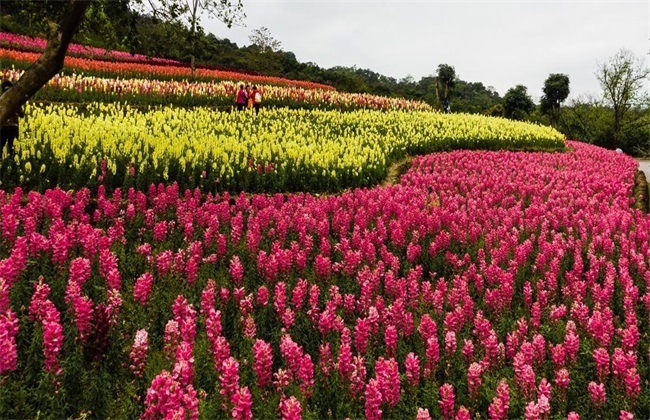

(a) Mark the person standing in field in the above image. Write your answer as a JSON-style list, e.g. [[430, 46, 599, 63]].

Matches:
[[0, 81, 24, 160], [236, 84, 248, 111], [246, 85, 254, 110], [251, 85, 262, 115]]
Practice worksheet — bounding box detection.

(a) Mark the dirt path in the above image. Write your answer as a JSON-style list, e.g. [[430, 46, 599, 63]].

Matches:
[[381, 156, 413, 187]]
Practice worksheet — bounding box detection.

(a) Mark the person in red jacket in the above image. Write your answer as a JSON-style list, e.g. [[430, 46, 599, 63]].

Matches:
[[235, 84, 248, 111]]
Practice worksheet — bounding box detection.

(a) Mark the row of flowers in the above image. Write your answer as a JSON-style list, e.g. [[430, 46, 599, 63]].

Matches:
[[3, 103, 565, 193], [0, 69, 433, 112], [0, 48, 336, 91], [0, 142, 647, 418], [0, 32, 182, 65]]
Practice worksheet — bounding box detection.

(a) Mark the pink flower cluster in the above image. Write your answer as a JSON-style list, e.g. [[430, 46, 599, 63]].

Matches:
[[144, 296, 198, 418], [0, 142, 648, 418], [29, 279, 63, 376], [0, 32, 179, 64], [0, 276, 19, 374], [130, 329, 149, 378]]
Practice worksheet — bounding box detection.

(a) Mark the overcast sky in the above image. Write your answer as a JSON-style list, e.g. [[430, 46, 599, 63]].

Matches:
[[204, 1, 649, 101]]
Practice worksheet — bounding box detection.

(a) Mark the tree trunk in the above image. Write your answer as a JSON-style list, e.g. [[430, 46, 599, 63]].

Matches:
[[434, 78, 440, 108], [0, 0, 92, 126], [190, 2, 198, 74]]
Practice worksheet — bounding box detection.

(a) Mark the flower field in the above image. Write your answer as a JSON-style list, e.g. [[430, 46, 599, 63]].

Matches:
[[0, 69, 432, 112], [1, 33, 648, 420], [0, 32, 183, 65], [0, 32, 182, 65], [0, 47, 335, 91], [4, 103, 564, 193], [0, 142, 648, 419]]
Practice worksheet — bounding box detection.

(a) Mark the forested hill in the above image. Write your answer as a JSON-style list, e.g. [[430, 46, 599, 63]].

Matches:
[[0, 1, 502, 114]]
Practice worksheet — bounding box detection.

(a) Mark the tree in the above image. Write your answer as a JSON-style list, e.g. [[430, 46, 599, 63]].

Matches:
[[435, 64, 456, 112], [540, 73, 570, 127], [596, 49, 650, 147], [503, 85, 534, 121], [249, 26, 282, 53], [0, 0, 247, 125], [0, 0, 91, 126], [143, 0, 245, 71]]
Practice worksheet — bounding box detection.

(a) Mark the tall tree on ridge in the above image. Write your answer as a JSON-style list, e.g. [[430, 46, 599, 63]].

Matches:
[[249, 26, 282, 53], [540, 73, 570, 127], [503, 84, 534, 121], [596, 49, 650, 148], [146, 0, 245, 72], [435, 63, 456, 112]]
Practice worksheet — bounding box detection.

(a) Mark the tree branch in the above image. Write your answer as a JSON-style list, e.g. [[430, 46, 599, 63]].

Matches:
[[0, 0, 92, 126]]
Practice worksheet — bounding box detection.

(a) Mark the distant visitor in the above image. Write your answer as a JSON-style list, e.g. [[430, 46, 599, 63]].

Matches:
[[246, 85, 253, 110], [251, 85, 262, 115], [236, 84, 248, 111]]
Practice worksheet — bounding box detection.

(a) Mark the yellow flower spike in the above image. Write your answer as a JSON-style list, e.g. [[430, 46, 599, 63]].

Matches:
[[22, 102, 562, 190]]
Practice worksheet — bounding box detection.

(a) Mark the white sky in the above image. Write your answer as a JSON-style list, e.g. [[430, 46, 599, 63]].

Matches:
[[204, 0, 650, 100]]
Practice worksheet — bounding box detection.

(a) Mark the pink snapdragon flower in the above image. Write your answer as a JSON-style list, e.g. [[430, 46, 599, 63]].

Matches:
[[375, 357, 400, 408], [40, 300, 64, 376], [424, 336, 440, 377], [384, 324, 397, 357], [488, 379, 510, 420], [253, 339, 273, 387], [279, 395, 302, 420], [231, 386, 252, 420], [365, 378, 382, 420], [130, 329, 149, 378], [416, 408, 431, 420], [593, 347, 610, 382], [438, 383, 455, 420], [588, 381, 606, 408], [133, 272, 153, 305], [405, 352, 420, 387], [555, 368, 569, 390], [467, 362, 482, 397], [219, 357, 240, 403]]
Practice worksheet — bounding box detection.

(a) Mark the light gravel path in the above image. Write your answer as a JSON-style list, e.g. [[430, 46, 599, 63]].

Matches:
[[638, 160, 650, 181]]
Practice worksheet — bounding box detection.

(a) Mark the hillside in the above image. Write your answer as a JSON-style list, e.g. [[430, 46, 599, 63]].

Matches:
[[0, 3, 502, 114]]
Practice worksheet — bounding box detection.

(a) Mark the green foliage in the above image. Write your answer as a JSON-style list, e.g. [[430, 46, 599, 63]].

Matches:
[[451, 81, 501, 115], [541, 74, 570, 111], [596, 49, 650, 147], [503, 85, 534, 121], [486, 104, 505, 118], [0, 0, 134, 52], [541, 73, 570, 127], [1, 5, 504, 114], [435, 64, 456, 110], [557, 96, 650, 154]]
